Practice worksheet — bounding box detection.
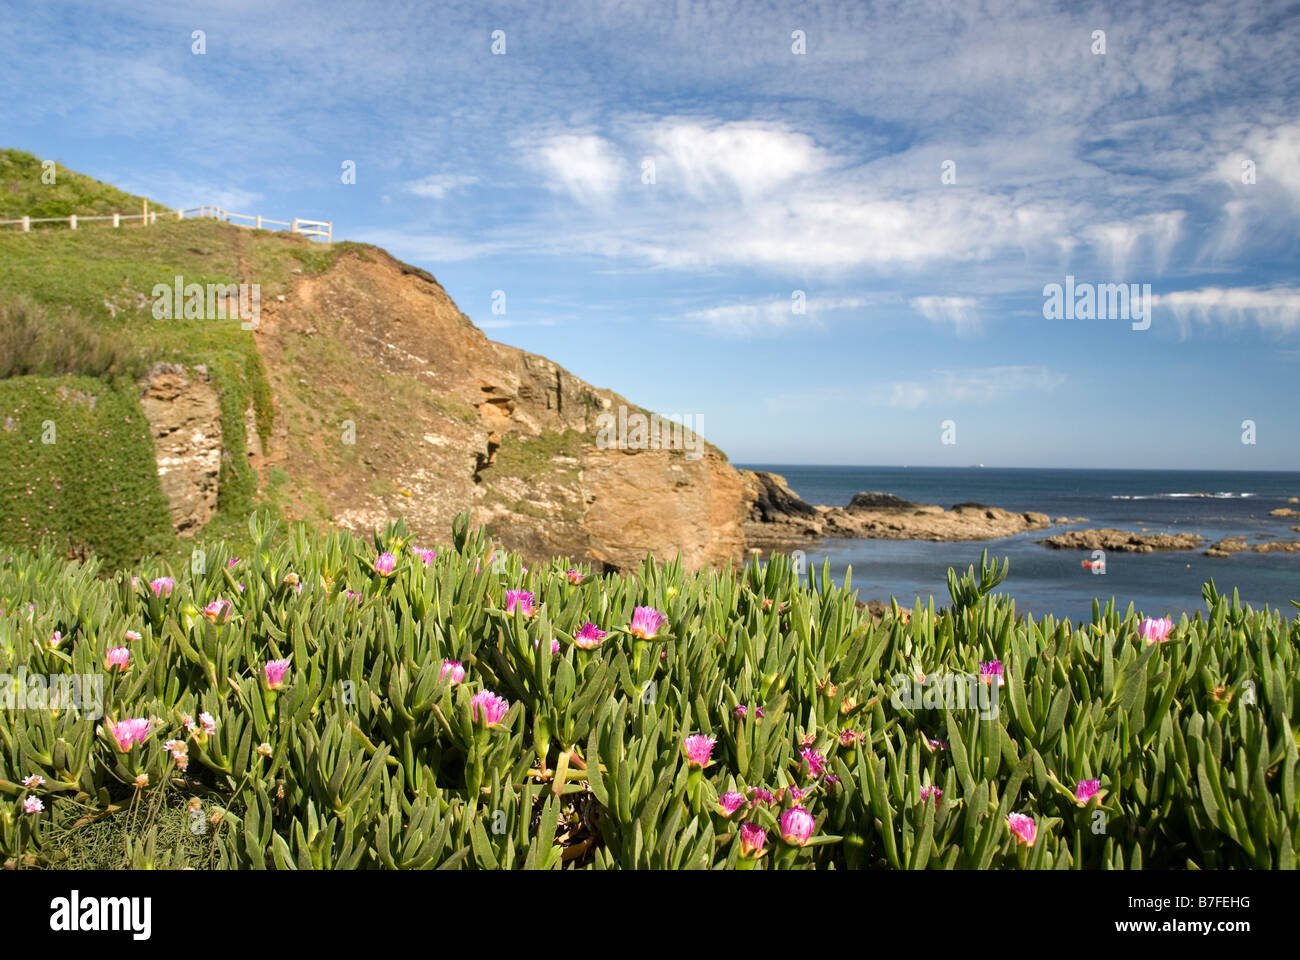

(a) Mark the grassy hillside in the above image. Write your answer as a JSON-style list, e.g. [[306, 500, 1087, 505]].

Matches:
[[0, 148, 170, 221], [0, 148, 361, 568]]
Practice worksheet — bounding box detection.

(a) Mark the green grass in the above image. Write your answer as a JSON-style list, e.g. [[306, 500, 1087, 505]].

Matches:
[[0, 148, 170, 222], [0, 150, 366, 568]]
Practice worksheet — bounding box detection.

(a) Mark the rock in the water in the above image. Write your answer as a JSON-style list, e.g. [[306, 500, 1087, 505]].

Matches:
[[1039, 528, 1204, 552]]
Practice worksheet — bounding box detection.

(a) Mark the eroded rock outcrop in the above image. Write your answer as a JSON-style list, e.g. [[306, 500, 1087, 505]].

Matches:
[[1039, 528, 1204, 552], [138, 363, 221, 535], [741, 471, 1051, 546], [248, 247, 747, 571]]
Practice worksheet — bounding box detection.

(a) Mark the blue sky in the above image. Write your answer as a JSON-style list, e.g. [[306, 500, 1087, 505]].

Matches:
[[2, 0, 1298, 469]]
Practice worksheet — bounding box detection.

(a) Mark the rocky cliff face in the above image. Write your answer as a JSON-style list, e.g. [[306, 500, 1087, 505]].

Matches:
[[244, 248, 747, 571], [137, 363, 221, 535]]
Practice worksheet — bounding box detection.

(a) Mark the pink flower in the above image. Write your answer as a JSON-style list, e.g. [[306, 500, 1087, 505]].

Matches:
[[440, 660, 466, 684], [264, 658, 292, 690], [739, 823, 767, 857], [164, 739, 189, 771], [748, 787, 775, 806], [683, 734, 716, 768], [182, 713, 197, 734], [373, 553, 396, 576], [411, 546, 438, 566], [566, 569, 585, 585], [574, 622, 608, 649], [23, 796, 43, 814], [629, 606, 668, 639], [202, 599, 232, 623], [150, 577, 174, 597], [199, 712, 217, 736], [801, 747, 828, 779], [105, 646, 130, 671], [505, 590, 537, 617], [21, 775, 44, 788], [124, 630, 141, 642], [345, 590, 361, 605], [471, 691, 510, 727], [534, 636, 561, 654], [925, 738, 949, 752], [920, 785, 942, 808], [734, 704, 748, 718], [1138, 617, 1174, 644], [227, 557, 241, 568], [718, 791, 747, 816], [839, 729, 862, 748], [112, 718, 151, 752], [789, 785, 809, 802], [1007, 812, 1037, 846], [1075, 779, 1101, 804], [47, 630, 63, 650], [979, 660, 1005, 686], [779, 806, 816, 846]]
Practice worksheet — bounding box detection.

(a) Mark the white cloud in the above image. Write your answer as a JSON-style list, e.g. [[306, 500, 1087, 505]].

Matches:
[[1153, 286, 1300, 335], [675, 296, 867, 336], [911, 296, 980, 336], [643, 119, 831, 200], [532, 133, 625, 204], [406, 173, 479, 199], [880, 366, 1066, 408]]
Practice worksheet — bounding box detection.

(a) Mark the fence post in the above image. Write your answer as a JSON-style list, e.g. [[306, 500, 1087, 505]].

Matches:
[[256, 215, 262, 230], [177, 209, 183, 220], [151, 212, 157, 224], [327, 221, 333, 243], [113, 213, 120, 228], [69, 215, 77, 230], [21, 216, 29, 232], [292, 218, 300, 234], [143, 200, 148, 227]]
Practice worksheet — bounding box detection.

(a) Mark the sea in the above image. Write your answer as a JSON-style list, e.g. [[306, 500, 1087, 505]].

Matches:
[[736, 466, 1300, 623]]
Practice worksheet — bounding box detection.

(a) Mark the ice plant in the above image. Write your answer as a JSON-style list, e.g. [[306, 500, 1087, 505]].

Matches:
[[748, 787, 775, 806], [1138, 617, 1174, 644], [801, 748, 828, 779], [780, 806, 816, 846], [719, 791, 747, 817], [566, 569, 585, 585], [112, 718, 151, 752], [839, 729, 863, 748], [373, 552, 397, 576], [1007, 813, 1037, 846], [920, 785, 943, 808], [150, 576, 174, 597], [264, 658, 292, 690], [471, 691, 510, 727], [574, 622, 608, 649], [46, 631, 63, 650], [629, 606, 668, 639], [979, 660, 1005, 686], [1075, 779, 1101, 804], [411, 546, 438, 566], [440, 660, 466, 684], [105, 646, 130, 671], [21, 775, 44, 788], [257, 743, 273, 758], [683, 734, 716, 768], [504, 590, 537, 617], [199, 712, 217, 736], [738, 823, 767, 858], [164, 740, 189, 771], [23, 796, 42, 814], [202, 599, 232, 623], [124, 629, 141, 642], [534, 636, 561, 654]]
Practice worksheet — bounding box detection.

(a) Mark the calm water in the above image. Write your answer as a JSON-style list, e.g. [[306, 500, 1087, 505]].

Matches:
[[738, 466, 1300, 622]]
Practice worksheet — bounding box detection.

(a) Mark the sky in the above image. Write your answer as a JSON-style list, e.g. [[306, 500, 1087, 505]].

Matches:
[[1, 0, 1298, 469]]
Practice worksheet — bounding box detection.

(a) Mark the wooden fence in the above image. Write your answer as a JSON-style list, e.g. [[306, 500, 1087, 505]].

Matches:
[[0, 201, 332, 242]]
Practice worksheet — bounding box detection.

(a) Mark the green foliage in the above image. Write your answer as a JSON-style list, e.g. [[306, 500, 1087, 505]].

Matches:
[[0, 376, 175, 568], [0, 148, 170, 222], [1, 516, 1296, 869]]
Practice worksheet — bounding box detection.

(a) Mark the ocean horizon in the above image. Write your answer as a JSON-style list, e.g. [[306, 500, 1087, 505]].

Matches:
[[738, 464, 1300, 622]]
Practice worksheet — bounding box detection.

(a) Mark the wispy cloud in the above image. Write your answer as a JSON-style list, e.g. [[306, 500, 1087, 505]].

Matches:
[[1154, 286, 1300, 335]]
